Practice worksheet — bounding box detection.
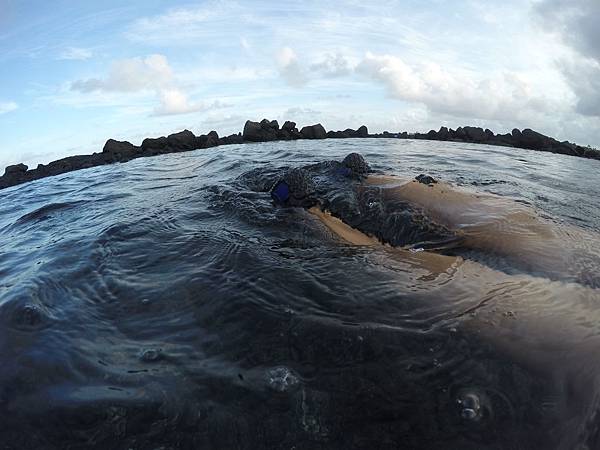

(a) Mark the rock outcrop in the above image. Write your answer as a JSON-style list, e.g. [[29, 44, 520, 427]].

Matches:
[[243, 120, 278, 142], [300, 124, 327, 139], [1, 119, 598, 191], [4, 163, 28, 176]]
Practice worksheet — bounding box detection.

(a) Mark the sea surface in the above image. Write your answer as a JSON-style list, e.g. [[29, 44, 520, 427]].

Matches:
[[1, 138, 600, 449]]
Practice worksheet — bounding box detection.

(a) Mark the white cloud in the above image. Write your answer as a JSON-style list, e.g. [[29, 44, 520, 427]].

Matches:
[[125, 2, 240, 44], [276, 47, 308, 87], [535, 0, 600, 117], [310, 53, 352, 77], [58, 47, 93, 61], [0, 101, 18, 114], [152, 90, 229, 116], [153, 89, 200, 116], [71, 54, 173, 93], [357, 52, 555, 121], [69, 54, 223, 117]]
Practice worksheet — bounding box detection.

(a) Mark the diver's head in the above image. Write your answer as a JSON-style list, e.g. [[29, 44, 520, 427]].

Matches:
[[342, 153, 370, 178], [270, 168, 317, 207]]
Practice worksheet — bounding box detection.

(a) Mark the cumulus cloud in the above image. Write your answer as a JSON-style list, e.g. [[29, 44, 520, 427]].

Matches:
[[310, 53, 352, 77], [71, 54, 173, 93], [276, 47, 308, 87], [70, 54, 223, 117], [535, 0, 600, 116], [153, 90, 229, 116], [58, 47, 93, 61], [0, 101, 18, 114], [357, 52, 551, 121]]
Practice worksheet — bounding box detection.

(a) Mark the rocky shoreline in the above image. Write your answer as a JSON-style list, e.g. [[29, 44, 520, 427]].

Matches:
[[2, 119, 599, 191]]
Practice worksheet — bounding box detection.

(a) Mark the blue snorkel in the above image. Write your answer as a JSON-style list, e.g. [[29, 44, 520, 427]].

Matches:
[[336, 166, 353, 177], [270, 180, 290, 203], [270, 168, 317, 207]]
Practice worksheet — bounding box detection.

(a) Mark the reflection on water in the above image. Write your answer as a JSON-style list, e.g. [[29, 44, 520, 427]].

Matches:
[[0, 139, 599, 449]]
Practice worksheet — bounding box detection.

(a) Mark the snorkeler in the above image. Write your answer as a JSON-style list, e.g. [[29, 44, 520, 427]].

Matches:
[[269, 153, 600, 286]]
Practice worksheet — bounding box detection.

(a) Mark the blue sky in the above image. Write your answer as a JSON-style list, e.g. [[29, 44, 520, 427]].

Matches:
[[0, 0, 599, 169]]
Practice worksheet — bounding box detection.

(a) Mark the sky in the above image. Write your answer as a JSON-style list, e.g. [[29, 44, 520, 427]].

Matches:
[[0, 0, 599, 169]]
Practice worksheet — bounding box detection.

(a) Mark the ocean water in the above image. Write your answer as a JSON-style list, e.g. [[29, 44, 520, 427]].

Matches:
[[1, 138, 600, 449]]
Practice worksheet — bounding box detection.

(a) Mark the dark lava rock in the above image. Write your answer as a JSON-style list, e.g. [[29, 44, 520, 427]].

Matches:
[[438, 127, 450, 140], [206, 130, 219, 147], [4, 163, 28, 175], [463, 126, 487, 142], [454, 127, 467, 139], [243, 120, 278, 142], [518, 129, 550, 150], [167, 130, 196, 150], [415, 174, 437, 185], [357, 125, 369, 137], [141, 136, 168, 153], [219, 133, 244, 145], [300, 123, 327, 139], [243, 120, 262, 141], [103, 139, 137, 155], [282, 121, 297, 131]]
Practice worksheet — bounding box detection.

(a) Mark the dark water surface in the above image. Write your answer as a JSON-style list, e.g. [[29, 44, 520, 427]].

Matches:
[[1, 139, 600, 449]]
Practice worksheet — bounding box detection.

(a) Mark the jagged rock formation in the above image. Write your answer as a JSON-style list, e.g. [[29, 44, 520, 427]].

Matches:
[[1, 120, 598, 191]]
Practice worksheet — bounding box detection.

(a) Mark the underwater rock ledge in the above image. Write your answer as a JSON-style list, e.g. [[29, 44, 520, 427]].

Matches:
[[1, 120, 599, 191]]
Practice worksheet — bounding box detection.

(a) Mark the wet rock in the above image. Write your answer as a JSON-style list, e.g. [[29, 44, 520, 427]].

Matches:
[[415, 174, 437, 185], [300, 123, 327, 139], [167, 130, 196, 150], [463, 126, 487, 142], [103, 139, 137, 155], [219, 133, 244, 145], [206, 130, 219, 147], [243, 120, 278, 142], [4, 163, 27, 176], [454, 127, 467, 140], [437, 126, 450, 140], [141, 136, 168, 154], [356, 125, 369, 137], [282, 120, 297, 132], [243, 120, 261, 141], [425, 129, 438, 139]]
